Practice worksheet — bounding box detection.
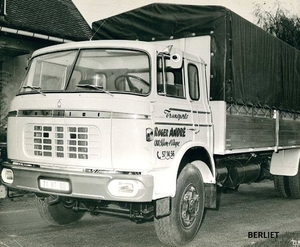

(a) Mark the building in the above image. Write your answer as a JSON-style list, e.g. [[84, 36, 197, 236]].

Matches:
[[0, 0, 92, 145]]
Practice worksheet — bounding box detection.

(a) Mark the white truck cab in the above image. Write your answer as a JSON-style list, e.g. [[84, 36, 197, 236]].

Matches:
[[3, 5, 300, 245], [2, 40, 215, 245]]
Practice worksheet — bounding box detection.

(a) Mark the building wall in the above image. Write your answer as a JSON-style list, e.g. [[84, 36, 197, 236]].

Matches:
[[1, 55, 27, 121], [0, 34, 58, 142]]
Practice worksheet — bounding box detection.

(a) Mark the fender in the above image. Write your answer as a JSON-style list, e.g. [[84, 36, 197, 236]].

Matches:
[[174, 141, 215, 182], [152, 141, 215, 199], [270, 148, 300, 176], [190, 160, 217, 209], [191, 160, 215, 183]]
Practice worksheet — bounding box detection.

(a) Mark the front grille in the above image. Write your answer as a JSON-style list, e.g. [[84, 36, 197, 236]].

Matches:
[[25, 124, 101, 160]]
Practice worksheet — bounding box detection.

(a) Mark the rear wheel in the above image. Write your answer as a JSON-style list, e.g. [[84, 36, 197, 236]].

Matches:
[[36, 195, 84, 225], [274, 160, 300, 198], [274, 175, 289, 197], [154, 163, 205, 246]]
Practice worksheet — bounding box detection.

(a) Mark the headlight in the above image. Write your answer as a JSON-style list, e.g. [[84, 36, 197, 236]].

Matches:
[[1, 168, 14, 184], [107, 179, 139, 197]]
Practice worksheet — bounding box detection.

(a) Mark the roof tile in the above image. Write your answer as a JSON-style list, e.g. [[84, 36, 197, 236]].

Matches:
[[0, 0, 92, 41]]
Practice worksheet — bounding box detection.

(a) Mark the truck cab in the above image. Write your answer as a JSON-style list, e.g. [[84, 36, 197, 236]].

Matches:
[[1, 40, 215, 245], [3, 2, 300, 245]]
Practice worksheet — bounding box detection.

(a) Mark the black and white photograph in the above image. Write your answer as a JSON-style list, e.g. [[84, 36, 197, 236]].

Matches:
[[1, 0, 300, 246]]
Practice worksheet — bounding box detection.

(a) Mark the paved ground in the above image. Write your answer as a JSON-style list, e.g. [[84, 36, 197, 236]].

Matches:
[[1, 180, 300, 247]]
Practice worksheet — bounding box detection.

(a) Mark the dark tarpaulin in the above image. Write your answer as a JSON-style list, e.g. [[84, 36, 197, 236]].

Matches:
[[92, 4, 227, 40], [230, 12, 300, 111], [92, 3, 300, 112]]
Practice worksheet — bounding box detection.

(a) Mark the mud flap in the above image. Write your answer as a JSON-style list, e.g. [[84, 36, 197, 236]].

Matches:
[[205, 183, 217, 209], [155, 197, 171, 219], [0, 184, 7, 199], [271, 149, 300, 176]]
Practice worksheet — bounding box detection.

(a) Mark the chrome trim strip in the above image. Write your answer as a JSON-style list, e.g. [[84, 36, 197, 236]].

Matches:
[[155, 122, 193, 126], [17, 110, 150, 119], [168, 108, 210, 114], [192, 110, 211, 114], [169, 108, 191, 113], [155, 122, 212, 127]]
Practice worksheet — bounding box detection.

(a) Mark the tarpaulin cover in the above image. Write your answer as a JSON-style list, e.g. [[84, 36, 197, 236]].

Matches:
[[92, 4, 300, 112]]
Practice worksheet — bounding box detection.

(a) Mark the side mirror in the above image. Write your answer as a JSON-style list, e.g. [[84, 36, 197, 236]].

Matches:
[[166, 47, 183, 69]]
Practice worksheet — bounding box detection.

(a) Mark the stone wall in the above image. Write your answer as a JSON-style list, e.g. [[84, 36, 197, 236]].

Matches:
[[0, 35, 57, 143]]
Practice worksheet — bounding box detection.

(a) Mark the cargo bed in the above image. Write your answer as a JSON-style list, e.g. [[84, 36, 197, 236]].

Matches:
[[211, 101, 300, 154]]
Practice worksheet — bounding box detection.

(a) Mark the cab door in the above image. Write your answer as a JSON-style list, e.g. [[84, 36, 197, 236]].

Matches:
[[185, 58, 212, 147], [152, 54, 194, 165]]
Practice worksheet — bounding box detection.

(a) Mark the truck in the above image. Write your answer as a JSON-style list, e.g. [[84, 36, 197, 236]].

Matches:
[[1, 3, 300, 246]]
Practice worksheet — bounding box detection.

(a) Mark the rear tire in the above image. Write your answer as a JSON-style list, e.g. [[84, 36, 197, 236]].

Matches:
[[274, 161, 300, 199], [36, 195, 84, 225], [154, 163, 205, 246], [287, 171, 300, 198], [274, 175, 289, 197]]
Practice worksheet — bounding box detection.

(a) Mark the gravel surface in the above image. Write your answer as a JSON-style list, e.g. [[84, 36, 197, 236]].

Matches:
[[1, 180, 300, 247]]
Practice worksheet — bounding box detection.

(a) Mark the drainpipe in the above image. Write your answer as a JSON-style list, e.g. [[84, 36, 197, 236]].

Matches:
[[0, 26, 73, 43]]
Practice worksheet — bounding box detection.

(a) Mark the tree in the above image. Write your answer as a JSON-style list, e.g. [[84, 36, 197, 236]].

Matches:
[[0, 71, 8, 143], [254, 3, 300, 50]]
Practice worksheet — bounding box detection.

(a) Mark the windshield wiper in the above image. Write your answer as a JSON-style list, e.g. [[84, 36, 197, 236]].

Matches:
[[22, 86, 46, 96], [76, 84, 113, 97]]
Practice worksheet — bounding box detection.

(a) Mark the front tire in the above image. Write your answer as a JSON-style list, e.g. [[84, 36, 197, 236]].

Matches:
[[154, 163, 205, 246], [36, 195, 85, 225]]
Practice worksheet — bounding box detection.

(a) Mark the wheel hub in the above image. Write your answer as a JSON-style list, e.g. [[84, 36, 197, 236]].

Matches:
[[181, 184, 200, 228]]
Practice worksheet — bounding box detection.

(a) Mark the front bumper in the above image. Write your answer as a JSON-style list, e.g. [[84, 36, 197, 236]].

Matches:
[[1, 162, 154, 202]]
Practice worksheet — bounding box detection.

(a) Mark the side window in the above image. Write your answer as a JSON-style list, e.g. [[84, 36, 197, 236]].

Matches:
[[157, 57, 185, 98], [188, 64, 200, 100]]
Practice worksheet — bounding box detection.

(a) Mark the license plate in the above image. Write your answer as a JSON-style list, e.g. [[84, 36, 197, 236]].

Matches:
[[39, 178, 71, 193]]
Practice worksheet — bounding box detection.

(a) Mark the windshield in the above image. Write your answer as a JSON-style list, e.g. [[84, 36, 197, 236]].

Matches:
[[20, 49, 150, 95], [21, 50, 77, 92]]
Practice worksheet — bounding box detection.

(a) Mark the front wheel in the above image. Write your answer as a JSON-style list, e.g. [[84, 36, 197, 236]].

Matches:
[[36, 195, 85, 225], [154, 163, 205, 246]]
